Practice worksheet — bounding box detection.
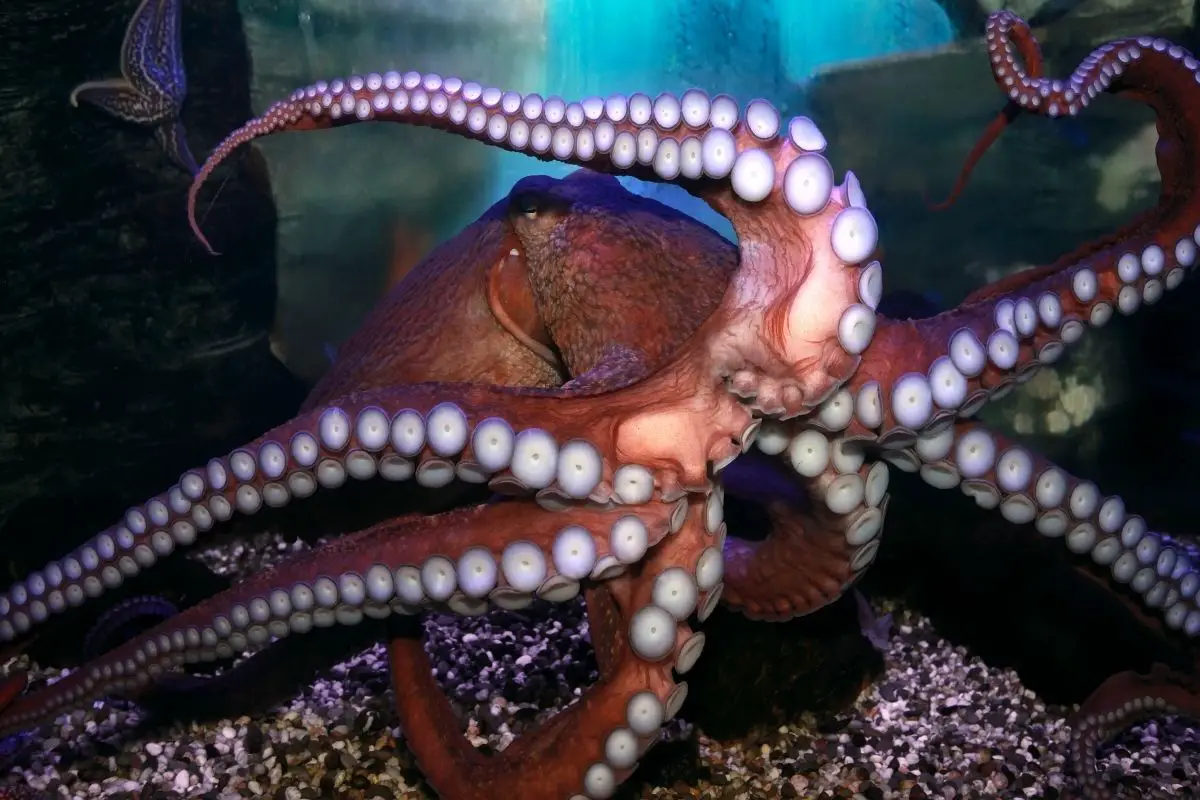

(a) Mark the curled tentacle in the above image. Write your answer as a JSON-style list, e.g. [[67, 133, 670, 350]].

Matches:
[[718, 428, 891, 621], [934, 13, 1185, 301], [0, 497, 699, 739], [1068, 664, 1200, 799], [821, 15, 1200, 450], [881, 418, 1198, 795], [186, 64, 888, 419], [189, 72, 856, 263], [385, 497, 716, 800]]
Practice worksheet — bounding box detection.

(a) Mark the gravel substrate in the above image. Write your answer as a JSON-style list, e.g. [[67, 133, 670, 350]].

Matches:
[[1, 532, 1197, 799]]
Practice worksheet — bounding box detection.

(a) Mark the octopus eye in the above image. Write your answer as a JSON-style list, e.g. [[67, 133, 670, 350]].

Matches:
[[516, 195, 539, 219]]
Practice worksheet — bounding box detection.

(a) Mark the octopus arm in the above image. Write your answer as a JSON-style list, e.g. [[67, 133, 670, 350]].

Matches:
[[888, 418, 1200, 790], [0, 381, 721, 647], [888, 420, 1197, 634], [828, 13, 1200, 453], [386, 499, 717, 800], [9, 10, 1199, 800], [0, 499, 717, 800], [717, 441, 890, 621], [1068, 663, 1200, 796], [836, 22, 1200, 783]]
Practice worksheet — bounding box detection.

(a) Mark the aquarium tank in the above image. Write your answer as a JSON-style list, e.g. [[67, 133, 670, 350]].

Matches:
[[0, 0, 1198, 799]]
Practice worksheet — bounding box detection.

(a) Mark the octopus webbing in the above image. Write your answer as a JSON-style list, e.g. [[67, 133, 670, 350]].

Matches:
[[2, 11, 1200, 799]]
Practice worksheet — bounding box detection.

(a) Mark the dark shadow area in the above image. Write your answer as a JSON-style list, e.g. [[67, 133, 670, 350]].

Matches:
[[0, 0, 293, 625]]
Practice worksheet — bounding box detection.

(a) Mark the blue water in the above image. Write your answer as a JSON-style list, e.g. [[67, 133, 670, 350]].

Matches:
[[482, 0, 956, 241]]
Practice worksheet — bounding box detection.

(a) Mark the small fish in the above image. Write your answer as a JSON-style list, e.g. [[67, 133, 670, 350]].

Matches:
[[854, 588, 893, 653]]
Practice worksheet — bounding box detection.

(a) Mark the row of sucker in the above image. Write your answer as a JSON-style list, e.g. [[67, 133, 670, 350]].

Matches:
[[573, 504, 723, 799], [889, 421, 1200, 641], [801, 22, 1200, 451], [693, 484, 728, 626], [889, 20, 1200, 791], [818, 205, 1199, 450], [189, 74, 883, 381], [0, 401, 669, 642], [0, 502, 722, 800], [571, 682, 690, 800], [754, 422, 891, 581], [988, 15, 1200, 118], [1071, 686, 1181, 799], [143, 15, 1199, 800], [718, 167, 883, 415], [813, 221, 1200, 446], [0, 485, 680, 644], [0, 506, 722, 745]]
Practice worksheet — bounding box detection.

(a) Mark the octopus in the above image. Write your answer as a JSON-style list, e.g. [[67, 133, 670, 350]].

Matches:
[[1, 12, 1198, 800]]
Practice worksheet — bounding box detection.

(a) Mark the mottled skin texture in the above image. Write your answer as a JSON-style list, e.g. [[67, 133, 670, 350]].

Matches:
[[2, 14, 1200, 800], [301, 185, 563, 406], [510, 173, 735, 378]]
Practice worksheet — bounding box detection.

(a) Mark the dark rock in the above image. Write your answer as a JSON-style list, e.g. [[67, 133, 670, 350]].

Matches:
[[243, 723, 264, 754]]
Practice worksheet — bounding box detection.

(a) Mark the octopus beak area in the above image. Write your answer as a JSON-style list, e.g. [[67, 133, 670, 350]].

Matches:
[[485, 237, 561, 371], [715, 167, 883, 421]]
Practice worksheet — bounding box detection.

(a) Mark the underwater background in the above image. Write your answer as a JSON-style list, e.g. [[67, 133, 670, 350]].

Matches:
[[0, 0, 1199, 797]]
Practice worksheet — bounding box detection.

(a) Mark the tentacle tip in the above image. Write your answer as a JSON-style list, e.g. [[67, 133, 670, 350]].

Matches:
[[924, 192, 957, 213], [922, 184, 962, 213], [188, 224, 220, 256]]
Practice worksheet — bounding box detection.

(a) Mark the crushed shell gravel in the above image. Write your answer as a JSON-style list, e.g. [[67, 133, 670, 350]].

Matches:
[[0, 533, 1194, 799]]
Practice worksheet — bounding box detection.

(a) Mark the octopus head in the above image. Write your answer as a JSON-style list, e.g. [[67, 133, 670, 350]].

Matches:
[[504, 169, 738, 374]]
